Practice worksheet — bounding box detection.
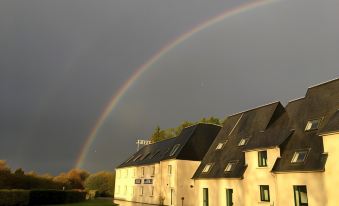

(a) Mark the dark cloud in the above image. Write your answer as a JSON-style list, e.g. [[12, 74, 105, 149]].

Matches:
[[0, 0, 338, 174]]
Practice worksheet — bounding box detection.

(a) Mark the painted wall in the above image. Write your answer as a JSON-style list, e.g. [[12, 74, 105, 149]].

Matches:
[[114, 164, 161, 204], [194, 178, 244, 206], [323, 133, 339, 206], [275, 172, 326, 206], [115, 159, 200, 205], [243, 148, 280, 206]]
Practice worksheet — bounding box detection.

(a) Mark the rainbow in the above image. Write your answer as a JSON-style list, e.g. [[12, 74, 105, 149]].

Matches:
[[75, 0, 277, 169]]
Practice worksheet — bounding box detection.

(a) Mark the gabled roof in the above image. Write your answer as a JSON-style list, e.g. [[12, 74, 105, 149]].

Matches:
[[319, 110, 339, 135], [272, 78, 339, 173], [117, 123, 221, 168], [193, 102, 286, 179]]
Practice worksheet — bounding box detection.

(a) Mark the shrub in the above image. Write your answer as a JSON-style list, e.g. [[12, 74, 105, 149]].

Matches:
[[28, 190, 86, 205], [0, 190, 30, 206]]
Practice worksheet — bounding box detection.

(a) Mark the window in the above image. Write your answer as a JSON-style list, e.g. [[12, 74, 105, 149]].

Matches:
[[294, 185, 308, 206], [225, 162, 237, 172], [125, 155, 135, 163], [141, 152, 151, 160], [169, 144, 181, 156], [260, 185, 270, 202], [258, 151, 268, 167], [150, 186, 154, 196], [151, 165, 155, 176], [202, 163, 214, 174], [238, 138, 249, 146], [216, 141, 227, 150], [305, 119, 321, 131], [203, 188, 209, 206], [140, 186, 144, 196], [124, 186, 127, 195], [133, 154, 142, 162], [168, 165, 172, 175], [291, 150, 309, 163], [151, 151, 160, 159], [141, 167, 145, 177], [226, 189, 233, 206]]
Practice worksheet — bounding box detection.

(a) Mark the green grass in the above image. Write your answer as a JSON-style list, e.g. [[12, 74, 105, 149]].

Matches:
[[47, 199, 118, 206]]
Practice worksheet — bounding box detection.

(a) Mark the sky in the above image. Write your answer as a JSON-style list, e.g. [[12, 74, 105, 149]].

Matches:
[[0, 0, 338, 175]]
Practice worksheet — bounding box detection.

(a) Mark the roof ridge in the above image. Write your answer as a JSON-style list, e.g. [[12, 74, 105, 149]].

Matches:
[[307, 76, 339, 89], [228, 101, 280, 117]]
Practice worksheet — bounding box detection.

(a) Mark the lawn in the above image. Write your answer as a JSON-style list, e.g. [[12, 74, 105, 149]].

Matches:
[[48, 199, 118, 206]]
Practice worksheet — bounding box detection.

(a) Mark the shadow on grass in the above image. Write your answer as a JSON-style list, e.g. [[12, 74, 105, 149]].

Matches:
[[46, 198, 118, 206]]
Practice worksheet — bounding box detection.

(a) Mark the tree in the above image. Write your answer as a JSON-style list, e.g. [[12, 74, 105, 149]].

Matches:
[[14, 168, 25, 176], [150, 126, 166, 142], [0, 160, 10, 174], [53, 169, 89, 189], [84, 171, 115, 197]]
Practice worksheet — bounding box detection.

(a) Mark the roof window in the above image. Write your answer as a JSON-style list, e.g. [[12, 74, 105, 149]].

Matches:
[[133, 154, 143, 162], [305, 119, 321, 131], [224, 161, 237, 172], [216, 140, 228, 150], [291, 150, 309, 163], [202, 163, 214, 174], [169, 144, 181, 156], [150, 151, 160, 159], [238, 138, 249, 146]]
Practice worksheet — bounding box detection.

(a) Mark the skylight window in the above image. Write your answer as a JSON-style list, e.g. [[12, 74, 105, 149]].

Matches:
[[141, 153, 151, 160], [125, 155, 135, 163], [202, 163, 214, 173], [291, 150, 309, 163], [133, 154, 142, 162], [169, 144, 181, 156], [238, 138, 249, 146], [150, 151, 160, 159], [305, 119, 321, 131], [216, 140, 228, 150], [224, 161, 237, 172]]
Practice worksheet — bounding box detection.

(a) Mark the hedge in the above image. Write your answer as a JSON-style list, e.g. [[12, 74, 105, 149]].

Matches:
[[0, 190, 86, 206], [29, 190, 87, 205], [0, 190, 30, 206]]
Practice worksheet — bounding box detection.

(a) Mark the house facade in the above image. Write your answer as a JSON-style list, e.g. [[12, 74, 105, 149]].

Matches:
[[115, 78, 339, 206]]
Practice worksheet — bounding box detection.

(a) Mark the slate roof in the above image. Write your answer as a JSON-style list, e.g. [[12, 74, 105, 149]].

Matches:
[[117, 123, 221, 168], [272, 78, 339, 172], [193, 102, 288, 179]]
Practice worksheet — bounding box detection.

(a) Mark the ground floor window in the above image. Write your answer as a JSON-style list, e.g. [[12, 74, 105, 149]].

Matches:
[[203, 188, 209, 206], [226, 188, 233, 206], [140, 186, 144, 196], [259, 185, 270, 202], [294, 185, 308, 206]]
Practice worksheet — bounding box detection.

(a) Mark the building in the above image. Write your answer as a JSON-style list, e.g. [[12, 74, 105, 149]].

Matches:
[[114, 123, 221, 205], [115, 78, 339, 206], [192, 78, 339, 206]]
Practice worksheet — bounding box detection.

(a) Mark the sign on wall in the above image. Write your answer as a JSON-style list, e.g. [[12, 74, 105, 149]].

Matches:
[[135, 179, 142, 184], [144, 179, 153, 184]]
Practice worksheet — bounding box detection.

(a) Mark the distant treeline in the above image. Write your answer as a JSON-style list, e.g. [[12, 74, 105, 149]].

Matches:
[[0, 160, 115, 197], [149, 116, 224, 142]]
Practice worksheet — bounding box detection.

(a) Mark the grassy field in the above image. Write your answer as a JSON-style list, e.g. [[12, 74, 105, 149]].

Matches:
[[48, 199, 118, 206]]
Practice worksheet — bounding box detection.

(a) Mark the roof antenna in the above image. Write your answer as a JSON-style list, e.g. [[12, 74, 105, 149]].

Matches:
[[136, 139, 152, 151]]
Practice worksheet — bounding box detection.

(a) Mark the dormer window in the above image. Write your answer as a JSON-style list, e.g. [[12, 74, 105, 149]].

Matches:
[[258, 151, 268, 167], [305, 119, 321, 131], [291, 150, 309, 163], [202, 163, 214, 174], [224, 161, 237, 172], [169, 144, 181, 156], [238, 138, 249, 146]]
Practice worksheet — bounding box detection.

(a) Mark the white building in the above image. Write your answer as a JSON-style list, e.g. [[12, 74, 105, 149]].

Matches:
[[115, 78, 339, 206], [114, 123, 221, 205]]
